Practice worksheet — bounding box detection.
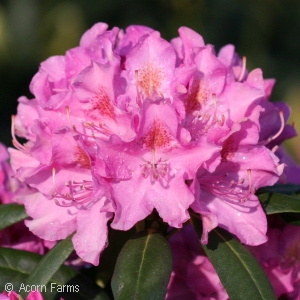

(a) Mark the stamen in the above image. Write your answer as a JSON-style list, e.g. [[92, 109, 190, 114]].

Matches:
[[272, 145, 279, 153], [200, 169, 254, 204], [212, 94, 217, 124], [260, 111, 285, 145], [184, 92, 227, 141], [51, 168, 93, 206], [65, 115, 113, 142], [238, 56, 247, 82], [11, 115, 30, 152], [135, 70, 142, 107], [218, 114, 225, 126], [83, 121, 114, 138], [269, 111, 285, 141], [140, 153, 168, 181], [54, 198, 74, 207], [52, 167, 57, 188], [65, 106, 73, 129]]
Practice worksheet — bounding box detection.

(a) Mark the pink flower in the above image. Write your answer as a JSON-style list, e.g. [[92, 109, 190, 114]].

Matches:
[[94, 100, 219, 230], [9, 22, 290, 264], [248, 216, 300, 299], [0, 143, 47, 254], [192, 120, 283, 245], [1, 291, 50, 300], [174, 29, 285, 244], [167, 225, 228, 300]]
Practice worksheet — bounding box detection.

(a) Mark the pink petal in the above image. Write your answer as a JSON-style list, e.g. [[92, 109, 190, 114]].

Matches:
[[72, 198, 113, 265], [24, 191, 77, 241], [178, 26, 205, 64], [125, 31, 176, 101], [79, 22, 108, 48], [27, 291, 44, 300]]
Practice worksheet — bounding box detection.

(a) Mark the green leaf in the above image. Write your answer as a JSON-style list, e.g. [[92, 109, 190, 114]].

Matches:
[[256, 184, 300, 195], [0, 247, 110, 300], [96, 226, 136, 288], [258, 193, 300, 214], [24, 233, 75, 289], [0, 204, 28, 230], [191, 216, 276, 300], [111, 230, 172, 300]]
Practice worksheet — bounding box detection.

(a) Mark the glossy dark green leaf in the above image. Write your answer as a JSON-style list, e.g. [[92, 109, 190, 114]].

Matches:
[[259, 193, 300, 214], [0, 247, 110, 300], [191, 216, 276, 300], [24, 233, 75, 290], [0, 203, 28, 230], [256, 184, 300, 195], [96, 226, 136, 288], [111, 230, 172, 300]]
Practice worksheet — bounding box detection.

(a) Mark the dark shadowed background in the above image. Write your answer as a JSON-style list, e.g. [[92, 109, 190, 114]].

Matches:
[[0, 0, 299, 160]]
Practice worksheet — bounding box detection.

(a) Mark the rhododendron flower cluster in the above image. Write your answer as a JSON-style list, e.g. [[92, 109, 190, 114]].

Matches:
[[248, 216, 300, 299], [10, 22, 292, 265]]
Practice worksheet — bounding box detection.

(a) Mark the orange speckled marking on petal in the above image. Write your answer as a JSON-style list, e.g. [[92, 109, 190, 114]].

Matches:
[[185, 77, 209, 115], [142, 120, 173, 150], [138, 63, 164, 96], [87, 85, 115, 120], [75, 146, 91, 169], [221, 136, 238, 162]]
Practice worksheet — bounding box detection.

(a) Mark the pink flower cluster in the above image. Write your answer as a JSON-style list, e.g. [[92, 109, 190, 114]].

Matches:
[[10, 23, 292, 265]]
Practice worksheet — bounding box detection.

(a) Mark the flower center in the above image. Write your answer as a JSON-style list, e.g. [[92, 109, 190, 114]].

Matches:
[[75, 146, 92, 169], [185, 94, 226, 140], [140, 119, 175, 180], [201, 169, 254, 204], [51, 168, 93, 207], [140, 152, 168, 180], [136, 63, 164, 98], [86, 85, 115, 120], [142, 119, 173, 150], [184, 74, 209, 115], [221, 135, 239, 162]]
